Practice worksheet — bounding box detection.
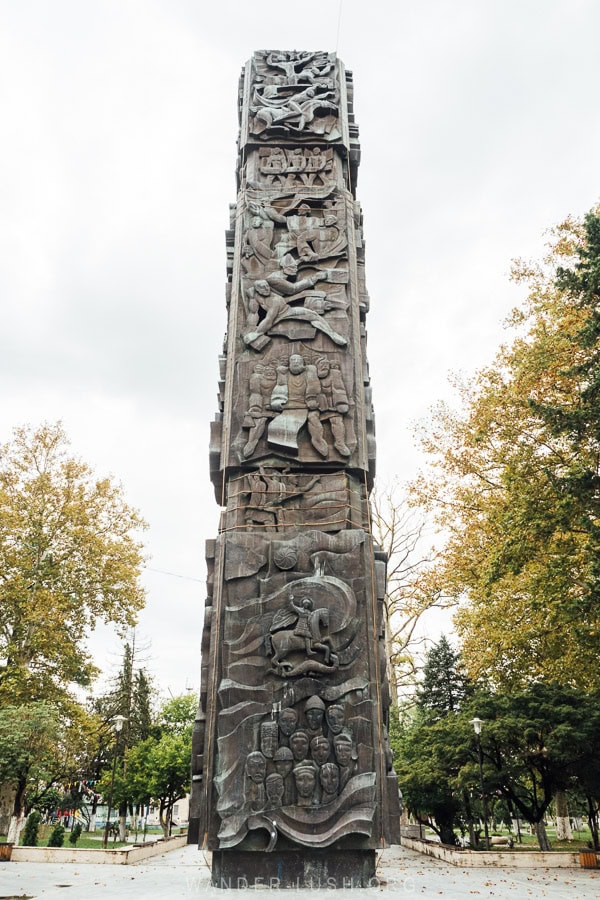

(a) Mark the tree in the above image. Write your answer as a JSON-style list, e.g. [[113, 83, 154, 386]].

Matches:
[[470, 682, 600, 851], [417, 635, 470, 718], [91, 640, 155, 838], [0, 422, 147, 708], [393, 678, 600, 852], [21, 810, 41, 846], [371, 483, 448, 699], [393, 709, 470, 846], [97, 693, 195, 839], [412, 208, 600, 689], [0, 703, 60, 843], [391, 641, 474, 846]]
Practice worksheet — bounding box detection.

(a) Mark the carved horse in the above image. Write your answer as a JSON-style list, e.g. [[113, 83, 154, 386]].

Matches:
[[266, 608, 334, 673]]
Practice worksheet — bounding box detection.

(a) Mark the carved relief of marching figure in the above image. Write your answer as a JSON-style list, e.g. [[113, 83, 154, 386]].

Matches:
[[316, 357, 352, 457], [241, 363, 277, 459], [269, 354, 329, 458]]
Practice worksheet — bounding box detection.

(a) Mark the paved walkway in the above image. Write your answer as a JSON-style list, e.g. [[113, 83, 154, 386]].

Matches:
[[1, 843, 599, 899]]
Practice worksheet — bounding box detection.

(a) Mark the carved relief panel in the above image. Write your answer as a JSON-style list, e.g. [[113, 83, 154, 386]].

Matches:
[[206, 528, 384, 850], [241, 51, 344, 146]]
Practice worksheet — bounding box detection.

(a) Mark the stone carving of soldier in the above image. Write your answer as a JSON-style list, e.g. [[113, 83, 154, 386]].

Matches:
[[250, 86, 336, 136], [270, 354, 329, 458], [287, 148, 307, 173], [288, 204, 320, 262], [305, 146, 326, 172], [243, 216, 276, 271], [242, 363, 277, 458], [316, 357, 351, 457], [269, 589, 333, 670], [304, 695, 326, 737], [314, 212, 347, 260], [291, 595, 315, 655], [244, 258, 347, 349], [259, 147, 287, 176]]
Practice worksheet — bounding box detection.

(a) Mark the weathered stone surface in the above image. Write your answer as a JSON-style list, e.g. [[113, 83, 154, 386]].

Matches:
[[190, 50, 399, 884]]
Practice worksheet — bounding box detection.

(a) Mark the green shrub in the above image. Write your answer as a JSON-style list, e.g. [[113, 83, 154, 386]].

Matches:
[[48, 823, 65, 847], [68, 822, 82, 845], [22, 811, 42, 846]]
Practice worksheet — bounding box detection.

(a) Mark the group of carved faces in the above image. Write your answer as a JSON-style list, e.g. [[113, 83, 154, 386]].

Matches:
[[243, 697, 358, 812], [241, 351, 354, 461]]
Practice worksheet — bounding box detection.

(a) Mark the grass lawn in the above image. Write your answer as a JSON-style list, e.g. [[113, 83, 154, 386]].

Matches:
[[423, 825, 594, 851]]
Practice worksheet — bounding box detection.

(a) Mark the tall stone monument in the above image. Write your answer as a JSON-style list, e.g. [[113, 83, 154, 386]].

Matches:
[[189, 50, 400, 888]]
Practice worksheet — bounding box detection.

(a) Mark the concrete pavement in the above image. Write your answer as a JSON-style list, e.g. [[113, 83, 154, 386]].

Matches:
[[1, 842, 599, 899]]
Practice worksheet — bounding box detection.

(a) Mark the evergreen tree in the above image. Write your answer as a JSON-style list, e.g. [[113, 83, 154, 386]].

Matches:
[[417, 635, 469, 717], [532, 210, 600, 612]]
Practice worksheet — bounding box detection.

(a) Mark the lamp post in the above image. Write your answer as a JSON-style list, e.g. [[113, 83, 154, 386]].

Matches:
[[470, 717, 490, 850], [102, 715, 126, 849]]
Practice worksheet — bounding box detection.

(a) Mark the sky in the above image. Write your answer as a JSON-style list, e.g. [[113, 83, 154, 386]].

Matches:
[[1, 0, 599, 700]]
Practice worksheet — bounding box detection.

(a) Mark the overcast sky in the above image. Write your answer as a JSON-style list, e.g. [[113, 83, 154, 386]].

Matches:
[[1, 0, 599, 699]]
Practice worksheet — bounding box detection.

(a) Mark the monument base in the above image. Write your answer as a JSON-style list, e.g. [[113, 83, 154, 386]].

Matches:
[[211, 849, 377, 889]]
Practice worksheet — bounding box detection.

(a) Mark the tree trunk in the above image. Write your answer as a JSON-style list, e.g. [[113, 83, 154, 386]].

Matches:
[[535, 820, 551, 851], [462, 790, 477, 848], [7, 776, 27, 845], [89, 793, 98, 832], [554, 790, 572, 841], [159, 800, 169, 839], [587, 795, 600, 851], [118, 799, 127, 842]]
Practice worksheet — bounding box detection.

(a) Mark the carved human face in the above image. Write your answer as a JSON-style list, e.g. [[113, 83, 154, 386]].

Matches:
[[325, 705, 345, 735], [316, 358, 330, 379], [279, 708, 298, 737], [274, 753, 293, 777], [319, 763, 339, 795], [260, 721, 278, 759], [294, 767, 317, 798], [305, 705, 324, 733], [333, 737, 353, 768], [310, 736, 330, 766], [255, 280, 270, 296], [245, 751, 266, 783], [289, 355, 305, 376], [290, 731, 310, 761], [265, 774, 284, 804]]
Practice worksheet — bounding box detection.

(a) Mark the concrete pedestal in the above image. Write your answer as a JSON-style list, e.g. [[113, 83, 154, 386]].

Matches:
[[211, 849, 377, 889]]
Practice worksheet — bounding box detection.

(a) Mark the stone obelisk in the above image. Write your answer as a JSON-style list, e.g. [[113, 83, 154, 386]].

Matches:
[[189, 50, 400, 888]]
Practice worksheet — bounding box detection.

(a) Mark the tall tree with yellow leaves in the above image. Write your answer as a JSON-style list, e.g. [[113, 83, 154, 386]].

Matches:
[[0, 422, 147, 706], [412, 208, 600, 690]]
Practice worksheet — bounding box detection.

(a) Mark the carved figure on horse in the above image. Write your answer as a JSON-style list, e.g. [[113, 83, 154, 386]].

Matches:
[[266, 594, 335, 673]]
